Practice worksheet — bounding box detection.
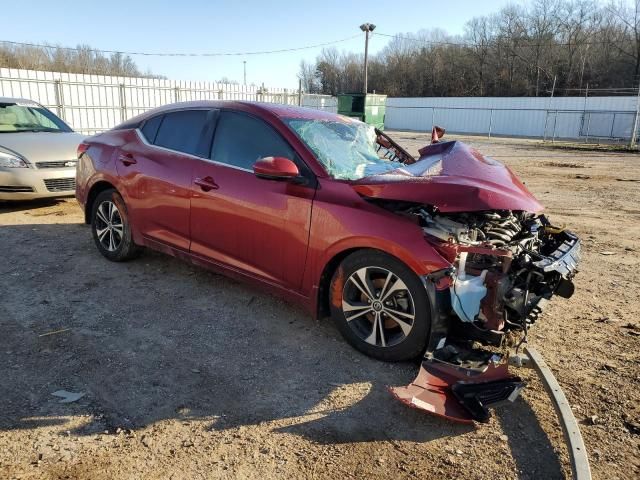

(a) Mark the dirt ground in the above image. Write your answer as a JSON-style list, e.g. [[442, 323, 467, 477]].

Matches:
[[1, 133, 638, 480]]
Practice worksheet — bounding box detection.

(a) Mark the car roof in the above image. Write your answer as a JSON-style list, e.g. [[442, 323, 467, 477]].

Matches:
[[0, 96, 40, 106], [121, 100, 347, 127]]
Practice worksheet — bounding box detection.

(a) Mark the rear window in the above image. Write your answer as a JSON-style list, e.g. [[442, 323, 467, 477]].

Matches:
[[153, 110, 208, 156]]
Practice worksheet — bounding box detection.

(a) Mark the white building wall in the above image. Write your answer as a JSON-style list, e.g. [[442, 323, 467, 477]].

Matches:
[[385, 96, 639, 140]]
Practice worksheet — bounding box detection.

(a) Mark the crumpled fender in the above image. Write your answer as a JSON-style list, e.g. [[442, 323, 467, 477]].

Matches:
[[352, 141, 544, 213]]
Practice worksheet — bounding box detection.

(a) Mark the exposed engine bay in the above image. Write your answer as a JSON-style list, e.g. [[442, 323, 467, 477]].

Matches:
[[388, 204, 581, 424], [413, 207, 580, 338]]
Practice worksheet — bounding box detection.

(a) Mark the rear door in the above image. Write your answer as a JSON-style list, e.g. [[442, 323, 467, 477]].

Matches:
[[189, 110, 316, 290], [117, 109, 212, 251]]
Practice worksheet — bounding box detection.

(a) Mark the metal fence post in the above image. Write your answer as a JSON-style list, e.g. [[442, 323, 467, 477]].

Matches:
[[585, 112, 591, 143], [118, 84, 127, 123], [610, 113, 616, 139], [174, 86, 180, 103], [488, 108, 494, 138], [54, 79, 65, 122], [552, 110, 558, 143], [630, 84, 640, 149]]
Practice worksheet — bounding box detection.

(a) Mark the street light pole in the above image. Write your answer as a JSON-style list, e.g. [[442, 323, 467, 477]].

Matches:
[[360, 23, 376, 94], [243, 61, 247, 86]]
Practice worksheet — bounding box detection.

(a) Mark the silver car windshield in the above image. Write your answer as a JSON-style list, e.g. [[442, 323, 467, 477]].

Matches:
[[0, 102, 71, 133], [285, 118, 401, 180]]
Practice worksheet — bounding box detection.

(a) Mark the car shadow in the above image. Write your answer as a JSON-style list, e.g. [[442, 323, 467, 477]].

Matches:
[[0, 222, 561, 461], [0, 197, 70, 214]]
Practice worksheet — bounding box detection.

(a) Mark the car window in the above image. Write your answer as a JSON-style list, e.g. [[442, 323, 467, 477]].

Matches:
[[0, 102, 71, 133], [211, 111, 294, 170], [153, 110, 208, 156], [140, 114, 163, 143]]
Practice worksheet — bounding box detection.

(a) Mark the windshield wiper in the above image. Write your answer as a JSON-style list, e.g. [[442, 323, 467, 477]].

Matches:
[[12, 128, 61, 133]]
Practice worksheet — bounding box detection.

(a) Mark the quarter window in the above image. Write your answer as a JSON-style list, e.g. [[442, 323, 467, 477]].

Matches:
[[140, 115, 163, 143], [211, 111, 294, 170], [153, 110, 208, 156]]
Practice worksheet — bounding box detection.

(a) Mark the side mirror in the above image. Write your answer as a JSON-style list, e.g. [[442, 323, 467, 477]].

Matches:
[[253, 156, 300, 180]]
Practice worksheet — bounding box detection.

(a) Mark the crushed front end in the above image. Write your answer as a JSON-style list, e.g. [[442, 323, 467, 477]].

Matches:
[[391, 208, 580, 423]]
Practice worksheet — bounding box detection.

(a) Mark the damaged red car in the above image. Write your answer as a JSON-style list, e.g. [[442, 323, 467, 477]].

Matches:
[[76, 101, 580, 422]]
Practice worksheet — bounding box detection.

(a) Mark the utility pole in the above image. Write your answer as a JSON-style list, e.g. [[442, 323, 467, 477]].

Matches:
[[243, 61, 247, 86], [360, 23, 376, 94]]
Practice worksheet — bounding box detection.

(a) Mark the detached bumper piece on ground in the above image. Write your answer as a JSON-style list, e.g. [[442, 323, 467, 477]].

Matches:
[[390, 355, 523, 424], [391, 349, 591, 480]]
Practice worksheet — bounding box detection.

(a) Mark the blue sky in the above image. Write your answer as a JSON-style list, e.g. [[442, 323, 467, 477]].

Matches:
[[3, 0, 517, 88]]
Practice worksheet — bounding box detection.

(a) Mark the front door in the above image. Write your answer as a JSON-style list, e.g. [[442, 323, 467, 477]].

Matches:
[[189, 110, 315, 290]]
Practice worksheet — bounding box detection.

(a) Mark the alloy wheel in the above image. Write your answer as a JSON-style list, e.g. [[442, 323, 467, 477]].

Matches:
[[341, 266, 416, 348], [95, 200, 124, 252]]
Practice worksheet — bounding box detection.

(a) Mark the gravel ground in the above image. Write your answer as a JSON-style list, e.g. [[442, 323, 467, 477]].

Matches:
[[1, 133, 638, 480]]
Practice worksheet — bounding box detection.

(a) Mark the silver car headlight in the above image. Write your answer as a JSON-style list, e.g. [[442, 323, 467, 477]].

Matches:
[[0, 149, 29, 168]]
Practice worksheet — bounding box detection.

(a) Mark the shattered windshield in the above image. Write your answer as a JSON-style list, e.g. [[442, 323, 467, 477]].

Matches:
[[284, 118, 402, 180]]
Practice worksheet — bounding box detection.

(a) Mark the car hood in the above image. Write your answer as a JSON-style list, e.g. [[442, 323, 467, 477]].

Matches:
[[0, 132, 86, 162], [352, 140, 543, 213]]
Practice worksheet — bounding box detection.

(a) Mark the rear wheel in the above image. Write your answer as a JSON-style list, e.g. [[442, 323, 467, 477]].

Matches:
[[329, 250, 430, 362], [91, 189, 141, 261]]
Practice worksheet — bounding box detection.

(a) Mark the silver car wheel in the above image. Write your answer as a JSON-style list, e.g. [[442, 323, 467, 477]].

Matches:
[[341, 266, 415, 348], [95, 200, 124, 252]]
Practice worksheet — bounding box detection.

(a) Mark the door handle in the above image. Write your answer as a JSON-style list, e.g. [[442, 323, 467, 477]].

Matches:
[[194, 176, 219, 192], [118, 153, 137, 166]]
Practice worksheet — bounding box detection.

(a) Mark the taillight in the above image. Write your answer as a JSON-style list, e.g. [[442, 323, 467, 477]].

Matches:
[[77, 142, 89, 158]]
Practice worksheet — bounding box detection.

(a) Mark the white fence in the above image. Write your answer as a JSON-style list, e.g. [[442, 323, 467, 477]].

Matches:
[[2, 67, 636, 142], [385, 96, 640, 142], [0, 68, 336, 134]]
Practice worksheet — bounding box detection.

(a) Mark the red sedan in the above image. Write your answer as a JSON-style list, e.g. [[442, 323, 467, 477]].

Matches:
[[76, 101, 579, 366]]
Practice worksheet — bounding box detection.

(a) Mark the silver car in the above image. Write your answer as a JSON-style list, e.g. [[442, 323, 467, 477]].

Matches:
[[0, 97, 85, 200]]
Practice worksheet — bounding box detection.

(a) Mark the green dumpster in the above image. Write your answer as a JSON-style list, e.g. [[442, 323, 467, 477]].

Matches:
[[337, 93, 387, 130]]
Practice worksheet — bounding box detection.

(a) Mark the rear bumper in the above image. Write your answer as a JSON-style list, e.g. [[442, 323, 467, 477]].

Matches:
[[0, 167, 76, 200]]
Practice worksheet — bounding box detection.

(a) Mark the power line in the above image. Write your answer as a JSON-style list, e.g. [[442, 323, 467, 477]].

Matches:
[[0, 35, 361, 57], [374, 31, 632, 48]]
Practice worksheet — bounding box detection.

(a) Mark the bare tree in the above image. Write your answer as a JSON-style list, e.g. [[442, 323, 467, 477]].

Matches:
[[0, 43, 161, 78], [298, 60, 319, 93], [301, 0, 639, 97]]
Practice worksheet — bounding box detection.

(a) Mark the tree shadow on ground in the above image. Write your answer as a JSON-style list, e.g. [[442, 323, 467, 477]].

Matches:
[[497, 399, 565, 479]]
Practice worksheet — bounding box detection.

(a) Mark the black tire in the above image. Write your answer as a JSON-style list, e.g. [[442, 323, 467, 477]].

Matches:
[[90, 189, 141, 262], [329, 250, 430, 362]]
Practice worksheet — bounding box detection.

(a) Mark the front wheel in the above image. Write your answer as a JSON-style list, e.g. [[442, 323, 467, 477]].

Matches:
[[329, 250, 431, 362], [91, 189, 141, 262]]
